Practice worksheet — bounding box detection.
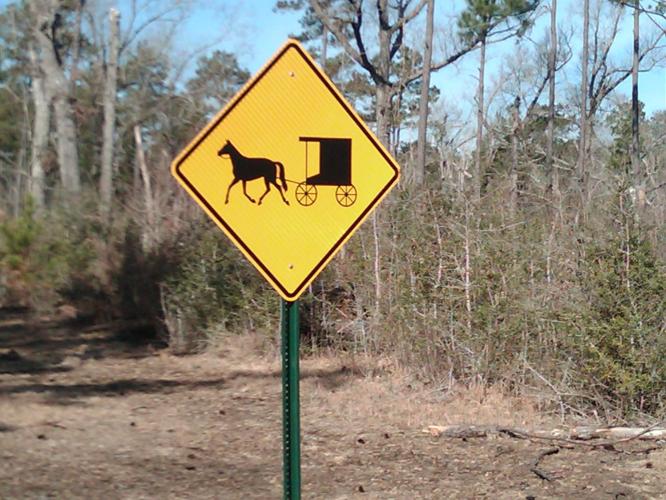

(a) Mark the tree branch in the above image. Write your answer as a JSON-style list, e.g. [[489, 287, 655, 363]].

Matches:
[[525, 73, 549, 118], [646, 12, 666, 34], [308, 0, 389, 85], [119, 2, 183, 54], [389, 0, 407, 59], [388, 0, 428, 34]]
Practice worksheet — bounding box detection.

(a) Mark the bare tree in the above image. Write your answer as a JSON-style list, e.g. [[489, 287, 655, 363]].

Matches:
[[510, 96, 520, 215], [68, 0, 84, 97], [28, 43, 49, 209], [547, 0, 558, 198], [458, 0, 540, 201], [309, 0, 482, 153], [583, 0, 664, 199], [619, 0, 666, 209], [475, 39, 487, 201], [310, 0, 428, 147], [492, 29, 572, 210], [511, 17, 572, 203], [632, 1, 643, 208], [578, 0, 590, 199], [415, 0, 435, 185], [134, 124, 155, 251], [30, 0, 80, 197], [100, 8, 120, 219]]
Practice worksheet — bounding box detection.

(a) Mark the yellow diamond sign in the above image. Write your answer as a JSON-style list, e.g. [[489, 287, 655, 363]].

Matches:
[[172, 40, 400, 301]]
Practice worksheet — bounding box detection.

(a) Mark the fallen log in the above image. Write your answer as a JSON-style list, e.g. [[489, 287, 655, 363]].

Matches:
[[423, 425, 497, 439], [568, 426, 666, 441], [424, 424, 666, 442]]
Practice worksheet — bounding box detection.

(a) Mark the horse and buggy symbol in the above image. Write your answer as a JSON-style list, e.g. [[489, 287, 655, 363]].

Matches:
[[217, 137, 357, 208]]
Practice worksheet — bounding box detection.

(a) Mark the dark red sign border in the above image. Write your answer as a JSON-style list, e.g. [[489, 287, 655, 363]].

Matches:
[[173, 41, 399, 300]]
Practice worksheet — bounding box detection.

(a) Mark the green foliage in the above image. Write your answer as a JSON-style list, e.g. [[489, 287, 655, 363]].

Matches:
[[0, 87, 23, 165], [159, 223, 277, 351], [186, 50, 250, 118], [578, 233, 666, 414], [0, 199, 99, 310], [607, 99, 646, 175], [458, 0, 539, 41], [275, 0, 330, 47], [119, 43, 173, 122], [485, 102, 577, 192], [284, 183, 665, 419], [0, 4, 30, 200], [0, 198, 40, 271]]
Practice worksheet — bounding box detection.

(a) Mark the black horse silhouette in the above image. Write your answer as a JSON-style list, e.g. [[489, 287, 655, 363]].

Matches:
[[217, 140, 289, 206]]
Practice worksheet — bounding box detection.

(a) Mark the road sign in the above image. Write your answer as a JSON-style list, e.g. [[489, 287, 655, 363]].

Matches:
[[172, 40, 400, 301]]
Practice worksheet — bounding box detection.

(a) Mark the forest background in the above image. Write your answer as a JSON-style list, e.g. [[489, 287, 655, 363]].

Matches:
[[0, 0, 665, 421]]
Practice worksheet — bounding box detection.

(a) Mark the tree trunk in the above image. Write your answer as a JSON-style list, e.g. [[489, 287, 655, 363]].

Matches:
[[371, 0, 393, 319], [100, 8, 120, 219], [415, 0, 435, 186], [631, 1, 644, 209], [68, 0, 84, 97], [463, 204, 472, 334], [11, 121, 27, 216], [375, 0, 392, 149], [474, 37, 486, 202], [547, 0, 559, 199], [51, 94, 80, 196], [375, 86, 392, 149], [31, 1, 81, 198], [134, 125, 155, 251], [392, 86, 403, 156], [578, 0, 590, 201], [424, 424, 666, 441], [28, 44, 49, 209], [510, 96, 520, 216], [372, 212, 381, 314], [308, 0, 433, 151]]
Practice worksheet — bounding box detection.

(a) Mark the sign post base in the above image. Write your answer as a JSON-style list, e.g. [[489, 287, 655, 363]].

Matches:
[[281, 299, 301, 499]]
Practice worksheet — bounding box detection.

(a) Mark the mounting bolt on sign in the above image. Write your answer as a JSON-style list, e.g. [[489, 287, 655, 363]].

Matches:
[[171, 39, 399, 499]]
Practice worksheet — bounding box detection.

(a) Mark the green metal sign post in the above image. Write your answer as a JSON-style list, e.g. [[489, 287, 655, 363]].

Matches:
[[281, 299, 301, 500]]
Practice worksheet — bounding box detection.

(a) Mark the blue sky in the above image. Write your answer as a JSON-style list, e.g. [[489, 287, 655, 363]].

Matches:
[[174, 0, 664, 123], [1, 0, 663, 120]]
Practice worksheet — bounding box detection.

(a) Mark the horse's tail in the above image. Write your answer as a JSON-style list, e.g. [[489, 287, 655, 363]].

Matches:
[[276, 162, 287, 191]]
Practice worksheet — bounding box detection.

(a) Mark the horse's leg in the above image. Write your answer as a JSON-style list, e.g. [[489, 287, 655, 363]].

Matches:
[[258, 178, 271, 205], [225, 177, 240, 204], [242, 180, 256, 203], [272, 179, 290, 206]]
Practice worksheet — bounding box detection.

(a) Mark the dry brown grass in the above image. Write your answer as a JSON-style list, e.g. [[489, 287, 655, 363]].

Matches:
[[211, 332, 554, 433]]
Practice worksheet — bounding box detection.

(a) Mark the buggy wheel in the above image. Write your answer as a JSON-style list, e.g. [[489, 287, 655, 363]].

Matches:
[[335, 184, 357, 207], [295, 182, 318, 206]]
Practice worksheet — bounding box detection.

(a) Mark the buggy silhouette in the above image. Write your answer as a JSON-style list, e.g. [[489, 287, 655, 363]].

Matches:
[[295, 137, 357, 207]]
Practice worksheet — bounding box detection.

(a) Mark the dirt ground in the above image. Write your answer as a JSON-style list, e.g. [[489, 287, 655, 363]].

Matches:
[[1, 310, 665, 499]]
